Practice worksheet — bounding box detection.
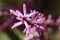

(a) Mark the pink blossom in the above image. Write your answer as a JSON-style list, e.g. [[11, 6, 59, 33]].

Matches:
[[10, 4, 55, 40], [46, 14, 54, 24], [10, 4, 38, 29], [56, 16, 60, 25]]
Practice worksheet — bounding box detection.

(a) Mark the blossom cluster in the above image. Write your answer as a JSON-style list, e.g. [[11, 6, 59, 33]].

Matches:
[[9, 4, 60, 40]]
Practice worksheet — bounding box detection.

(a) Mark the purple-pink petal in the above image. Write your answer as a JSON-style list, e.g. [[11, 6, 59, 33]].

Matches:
[[11, 22, 22, 29], [23, 28, 27, 33], [24, 21, 29, 28], [10, 9, 20, 17], [40, 26, 45, 30], [16, 17, 22, 21], [23, 4, 27, 16], [36, 17, 45, 24], [16, 10, 23, 17], [26, 10, 38, 17]]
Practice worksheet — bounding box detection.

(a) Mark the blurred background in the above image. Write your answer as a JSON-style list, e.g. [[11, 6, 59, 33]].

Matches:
[[0, 0, 60, 40]]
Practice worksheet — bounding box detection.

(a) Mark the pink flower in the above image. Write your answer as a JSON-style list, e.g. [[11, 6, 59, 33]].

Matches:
[[10, 4, 52, 40], [46, 14, 54, 24], [10, 4, 38, 29]]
